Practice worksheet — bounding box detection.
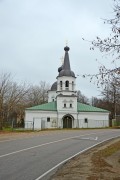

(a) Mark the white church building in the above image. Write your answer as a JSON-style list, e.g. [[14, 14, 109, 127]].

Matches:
[[25, 46, 109, 130]]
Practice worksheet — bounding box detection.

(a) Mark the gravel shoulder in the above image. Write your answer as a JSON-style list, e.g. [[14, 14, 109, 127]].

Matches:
[[51, 138, 120, 180]]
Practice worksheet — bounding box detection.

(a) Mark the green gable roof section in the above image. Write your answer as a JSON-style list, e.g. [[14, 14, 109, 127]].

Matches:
[[26, 101, 57, 111], [26, 101, 109, 113], [77, 102, 109, 113]]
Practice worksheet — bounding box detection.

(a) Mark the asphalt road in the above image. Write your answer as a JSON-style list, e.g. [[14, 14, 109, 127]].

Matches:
[[0, 129, 120, 180]]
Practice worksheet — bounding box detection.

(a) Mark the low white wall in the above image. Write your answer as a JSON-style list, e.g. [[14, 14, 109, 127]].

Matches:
[[25, 110, 58, 130], [78, 112, 109, 128], [25, 110, 109, 129]]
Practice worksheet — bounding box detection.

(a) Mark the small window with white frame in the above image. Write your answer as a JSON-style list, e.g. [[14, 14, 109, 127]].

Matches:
[[47, 117, 50, 122], [64, 103, 66, 108], [70, 103, 72, 108], [84, 118, 88, 123]]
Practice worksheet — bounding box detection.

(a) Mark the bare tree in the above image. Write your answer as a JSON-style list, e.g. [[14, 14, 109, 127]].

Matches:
[[0, 73, 50, 129], [26, 81, 50, 107], [83, 0, 120, 86], [77, 90, 89, 104], [0, 73, 29, 129], [101, 78, 120, 119], [0, 73, 11, 128], [5, 82, 29, 122], [91, 77, 120, 124]]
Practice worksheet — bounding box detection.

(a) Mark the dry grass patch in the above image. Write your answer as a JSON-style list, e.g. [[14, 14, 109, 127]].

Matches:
[[51, 139, 120, 180], [88, 140, 120, 180]]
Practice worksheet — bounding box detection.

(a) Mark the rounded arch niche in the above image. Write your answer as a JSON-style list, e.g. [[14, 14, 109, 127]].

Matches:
[[62, 114, 74, 128]]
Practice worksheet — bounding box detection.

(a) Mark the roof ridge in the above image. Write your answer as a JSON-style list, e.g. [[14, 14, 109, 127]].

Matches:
[[77, 102, 109, 112], [26, 101, 109, 112], [26, 101, 57, 111]]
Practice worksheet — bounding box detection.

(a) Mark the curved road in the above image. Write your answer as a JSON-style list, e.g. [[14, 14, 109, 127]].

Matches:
[[0, 129, 120, 180]]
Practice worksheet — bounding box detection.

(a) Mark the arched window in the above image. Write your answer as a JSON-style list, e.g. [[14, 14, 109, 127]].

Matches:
[[65, 81, 69, 90], [64, 103, 66, 108], [72, 81, 74, 91], [60, 81, 62, 90]]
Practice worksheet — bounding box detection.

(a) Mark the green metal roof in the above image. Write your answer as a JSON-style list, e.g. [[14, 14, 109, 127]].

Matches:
[[77, 102, 109, 112], [26, 101, 57, 111], [26, 101, 109, 113]]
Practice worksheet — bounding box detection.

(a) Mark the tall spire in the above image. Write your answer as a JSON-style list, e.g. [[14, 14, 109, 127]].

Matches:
[[57, 46, 75, 78], [63, 46, 71, 70]]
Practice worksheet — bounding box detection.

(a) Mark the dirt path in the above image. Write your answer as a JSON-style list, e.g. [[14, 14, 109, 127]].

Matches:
[[51, 138, 120, 180]]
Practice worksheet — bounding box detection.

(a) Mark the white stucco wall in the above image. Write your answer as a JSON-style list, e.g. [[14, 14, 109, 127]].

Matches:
[[25, 110, 109, 129], [25, 110, 58, 130], [57, 112, 78, 128], [57, 76, 76, 92], [57, 96, 77, 112], [48, 91, 57, 102], [78, 112, 109, 128]]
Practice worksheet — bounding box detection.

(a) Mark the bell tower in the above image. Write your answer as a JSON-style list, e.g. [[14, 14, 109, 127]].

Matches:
[[56, 46, 77, 112]]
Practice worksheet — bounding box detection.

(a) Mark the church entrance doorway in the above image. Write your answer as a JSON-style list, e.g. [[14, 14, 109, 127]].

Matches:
[[63, 115, 73, 128]]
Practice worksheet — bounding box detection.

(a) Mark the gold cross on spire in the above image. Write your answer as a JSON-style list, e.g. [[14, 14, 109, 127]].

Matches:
[[66, 39, 68, 46]]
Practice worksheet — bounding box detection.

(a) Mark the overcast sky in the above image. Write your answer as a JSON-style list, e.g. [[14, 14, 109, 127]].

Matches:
[[0, 0, 115, 98]]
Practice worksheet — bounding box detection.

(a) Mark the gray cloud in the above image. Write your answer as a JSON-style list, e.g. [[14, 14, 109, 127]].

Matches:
[[0, 0, 114, 98]]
